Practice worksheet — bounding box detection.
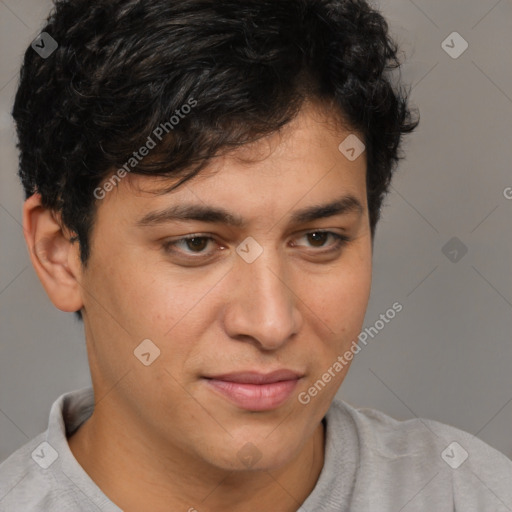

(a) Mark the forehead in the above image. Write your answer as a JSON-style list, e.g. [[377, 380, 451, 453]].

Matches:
[[95, 102, 368, 224]]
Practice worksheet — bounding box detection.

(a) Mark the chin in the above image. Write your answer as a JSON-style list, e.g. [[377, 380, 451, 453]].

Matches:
[[203, 435, 303, 473]]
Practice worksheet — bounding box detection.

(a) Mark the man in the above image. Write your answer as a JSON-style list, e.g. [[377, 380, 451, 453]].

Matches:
[[1, 0, 511, 511]]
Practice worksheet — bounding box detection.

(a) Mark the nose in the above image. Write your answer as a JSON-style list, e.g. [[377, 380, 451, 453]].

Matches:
[[222, 252, 303, 351]]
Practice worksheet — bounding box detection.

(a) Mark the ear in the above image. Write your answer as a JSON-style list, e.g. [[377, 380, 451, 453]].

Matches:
[[22, 193, 84, 313]]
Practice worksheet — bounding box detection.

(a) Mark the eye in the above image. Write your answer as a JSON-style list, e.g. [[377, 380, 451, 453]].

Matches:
[[162, 235, 218, 258], [292, 230, 351, 251], [161, 230, 351, 265]]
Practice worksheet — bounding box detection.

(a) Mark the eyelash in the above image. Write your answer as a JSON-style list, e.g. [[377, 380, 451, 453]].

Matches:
[[162, 231, 351, 260]]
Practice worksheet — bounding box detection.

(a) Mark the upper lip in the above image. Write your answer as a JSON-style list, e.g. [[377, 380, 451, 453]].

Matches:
[[204, 370, 303, 384]]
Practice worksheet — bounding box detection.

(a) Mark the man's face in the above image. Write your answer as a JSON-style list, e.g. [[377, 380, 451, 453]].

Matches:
[[79, 102, 372, 471]]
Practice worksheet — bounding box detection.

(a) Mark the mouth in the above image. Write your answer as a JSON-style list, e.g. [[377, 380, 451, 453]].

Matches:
[[203, 370, 304, 411]]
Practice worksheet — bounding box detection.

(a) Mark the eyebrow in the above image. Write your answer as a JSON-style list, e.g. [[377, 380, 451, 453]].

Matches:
[[136, 194, 364, 228]]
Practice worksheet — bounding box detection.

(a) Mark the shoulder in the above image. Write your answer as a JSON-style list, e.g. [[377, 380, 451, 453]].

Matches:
[[326, 399, 512, 511], [0, 433, 77, 511], [0, 387, 114, 512]]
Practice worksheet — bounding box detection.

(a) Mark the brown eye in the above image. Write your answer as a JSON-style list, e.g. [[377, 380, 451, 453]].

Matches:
[[293, 231, 351, 251], [185, 237, 209, 252], [162, 235, 217, 257], [307, 232, 330, 247]]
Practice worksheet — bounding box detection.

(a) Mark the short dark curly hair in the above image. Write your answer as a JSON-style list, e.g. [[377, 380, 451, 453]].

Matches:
[[13, 0, 418, 318]]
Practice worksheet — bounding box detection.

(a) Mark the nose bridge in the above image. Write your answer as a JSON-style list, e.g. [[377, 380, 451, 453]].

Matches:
[[224, 248, 301, 349]]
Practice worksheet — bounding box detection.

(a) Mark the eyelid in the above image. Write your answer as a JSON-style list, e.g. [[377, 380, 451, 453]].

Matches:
[[162, 234, 219, 256], [291, 230, 351, 249], [162, 230, 351, 259]]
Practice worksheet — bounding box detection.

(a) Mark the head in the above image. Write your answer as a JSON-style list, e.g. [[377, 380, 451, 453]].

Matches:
[[15, 0, 418, 472]]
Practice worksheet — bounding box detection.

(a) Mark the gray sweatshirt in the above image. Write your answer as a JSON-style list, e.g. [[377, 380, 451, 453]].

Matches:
[[0, 387, 511, 511]]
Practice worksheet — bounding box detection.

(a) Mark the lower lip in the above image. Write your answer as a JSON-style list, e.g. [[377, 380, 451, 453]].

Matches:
[[204, 378, 300, 411]]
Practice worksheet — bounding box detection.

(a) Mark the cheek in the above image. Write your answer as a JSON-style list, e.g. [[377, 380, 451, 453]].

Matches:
[[295, 259, 371, 409], [303, 257, 372, 339], [105, 259, 230, 341]]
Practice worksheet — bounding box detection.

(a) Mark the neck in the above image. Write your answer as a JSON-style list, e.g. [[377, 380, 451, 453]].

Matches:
[[68, 403, 325, 512]]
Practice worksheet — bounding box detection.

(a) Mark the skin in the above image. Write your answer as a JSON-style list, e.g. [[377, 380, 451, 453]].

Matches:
[[23, 101, 373, 512]]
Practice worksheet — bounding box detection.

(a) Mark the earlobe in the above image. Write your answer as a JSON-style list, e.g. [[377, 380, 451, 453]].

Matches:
[[22, 193, 84, 313]]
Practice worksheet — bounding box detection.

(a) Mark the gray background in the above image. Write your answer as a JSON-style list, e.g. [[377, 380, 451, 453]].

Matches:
[[0, 0, 511, 463]]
